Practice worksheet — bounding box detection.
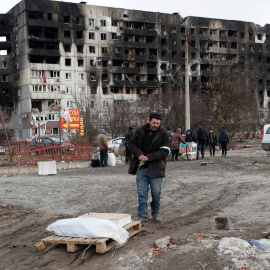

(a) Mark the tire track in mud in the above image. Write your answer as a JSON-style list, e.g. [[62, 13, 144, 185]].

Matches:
[[163, 179, 242, 229]]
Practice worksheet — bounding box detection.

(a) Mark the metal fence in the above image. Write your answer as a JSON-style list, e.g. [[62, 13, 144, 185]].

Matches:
[[14, 143, 93, 167]]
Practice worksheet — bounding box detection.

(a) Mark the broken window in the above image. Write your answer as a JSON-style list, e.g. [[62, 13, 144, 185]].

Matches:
[[100, 20, 106, 26], [161, 76, 167, 83], [89, 46, 95, 53], [258, 56, 263, 63], [149, 49, 157, 57], [91, 88, 97, 94], [161, 51, 166, 57], [161, 38, 166, 45], [181, 27, 185, 34], [90, 60, 95, 66], [171, 40, 176, 46], [101, 47, 107, 54], [3, 61, 7, 69], [172, 64, 177, 71], [112, 33, 118, 40], [78, 59, 84, 67], [101, 33, 107, 40], [64, 30, 70, 38], [102, 60, 108, 67], [191, 64, 197, 71], [77, 45, 83, 53], [250, 45, 254, 52], [63, 16, 69, 24], [64, 44, 71, 52], [102, 74, 108, 81], [112, 20, 118, 26], [89, 19, 94, 26], [241, 44, 245, 50], [231, 42, 237, 49], [2, 88, 8, 95], [2, 75, 8, 82], [228, 30, 237, 37], [191, 53, 196, 59], [258, 45, 262, 52], [250, 56, 254, 63], [249, 33, 253, 40], [160, 63, 167, 70], [65, 73, 71, 80], [65, 58, 71, 66], [192, 77, 197, 83], [219, 30, 227, 37], [258, 34, 262, 40], [90, 74, 96, 81], [89, 32, 95, 39], [172, 51, 177, 58], [77, 31, 83, 39], [241, 32, 245, 39]]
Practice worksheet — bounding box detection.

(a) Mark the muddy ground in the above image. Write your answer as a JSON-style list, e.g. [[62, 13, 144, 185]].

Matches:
[[0, 139, 270, 270]]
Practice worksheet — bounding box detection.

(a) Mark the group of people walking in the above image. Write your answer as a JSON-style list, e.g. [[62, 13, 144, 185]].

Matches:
[[168, 125, 230, 161]]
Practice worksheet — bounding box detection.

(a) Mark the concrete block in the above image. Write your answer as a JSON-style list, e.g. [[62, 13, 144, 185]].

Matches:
[[38, 161, 57, 175]]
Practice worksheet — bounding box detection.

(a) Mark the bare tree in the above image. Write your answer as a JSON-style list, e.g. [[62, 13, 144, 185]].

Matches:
[[195, 63, 259, 138]]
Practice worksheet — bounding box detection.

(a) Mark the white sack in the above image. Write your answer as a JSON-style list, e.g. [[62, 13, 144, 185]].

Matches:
[[46, 217, 129, 245], [107, 153, 116, 167]]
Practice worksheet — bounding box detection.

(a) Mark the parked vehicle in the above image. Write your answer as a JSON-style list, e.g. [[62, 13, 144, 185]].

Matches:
[[0, 146, 9, 155], [29, 137, 74, 152], [262, 124, 270, 150], [107, 137, 126, 155]]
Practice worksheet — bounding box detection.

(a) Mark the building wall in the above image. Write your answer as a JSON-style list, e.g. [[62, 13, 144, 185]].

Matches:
[[1, 0, 270, 140]]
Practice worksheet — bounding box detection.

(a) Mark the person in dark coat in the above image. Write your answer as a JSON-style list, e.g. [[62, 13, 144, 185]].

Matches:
[[185, 129, 196, 143], [128, 112, 170, 225], [196, 126, 209, 160], [124, 127, 133, 163], [208, 128, 217, 157], [219, 125, 229, 156]]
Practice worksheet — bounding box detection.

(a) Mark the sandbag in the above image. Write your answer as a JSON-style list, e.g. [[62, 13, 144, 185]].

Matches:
[[46, 217, 129, 245]]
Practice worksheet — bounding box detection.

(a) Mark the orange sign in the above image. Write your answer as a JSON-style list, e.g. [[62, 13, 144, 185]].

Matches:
[[60, 109, 80, 129], [80, 117, 84, 136]]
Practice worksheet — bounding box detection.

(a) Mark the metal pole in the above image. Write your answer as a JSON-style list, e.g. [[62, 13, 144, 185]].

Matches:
[[59, 105, 62, 160], [0, 107, 13, 163], [185, 23, 191, 131]]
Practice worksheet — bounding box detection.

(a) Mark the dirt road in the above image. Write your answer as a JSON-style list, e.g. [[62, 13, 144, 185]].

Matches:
[[1, 139, 270, 269]]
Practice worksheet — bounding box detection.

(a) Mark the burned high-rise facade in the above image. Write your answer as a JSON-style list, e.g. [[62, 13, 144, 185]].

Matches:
[[0, 0, 269, 141]]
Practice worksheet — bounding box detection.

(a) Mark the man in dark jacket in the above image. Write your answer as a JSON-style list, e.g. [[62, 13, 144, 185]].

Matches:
[[128, 112, 170, 225], [196, 126, 209, 160], [208, 128, 217, 157], [219, 125, 229, 156], [124, 127, 133, 163]]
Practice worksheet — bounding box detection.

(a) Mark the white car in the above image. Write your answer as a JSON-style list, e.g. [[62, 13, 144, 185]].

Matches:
[[262, 124, 270, 150], [107, 137, 126, 155]]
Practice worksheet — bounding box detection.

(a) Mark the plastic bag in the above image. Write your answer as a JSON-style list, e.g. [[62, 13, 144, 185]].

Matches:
[[217, 237, 256, 258], [46, 217, 129, 245], [107, 153, 116, 166]]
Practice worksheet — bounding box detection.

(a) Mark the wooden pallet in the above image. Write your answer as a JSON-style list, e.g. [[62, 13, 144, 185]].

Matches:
[[35, 221, 141, 253]]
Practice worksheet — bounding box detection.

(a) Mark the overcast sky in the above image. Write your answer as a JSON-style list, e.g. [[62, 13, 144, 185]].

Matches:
[[2, 0, 270, 26]]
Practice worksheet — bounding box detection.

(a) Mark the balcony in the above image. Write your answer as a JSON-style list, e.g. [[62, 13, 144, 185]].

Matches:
[[123, 28, 157, 37], [29, 48, 60, 57]]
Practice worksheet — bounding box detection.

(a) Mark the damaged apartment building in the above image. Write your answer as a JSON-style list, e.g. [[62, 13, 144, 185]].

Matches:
[[0, 0, 270, 141]]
